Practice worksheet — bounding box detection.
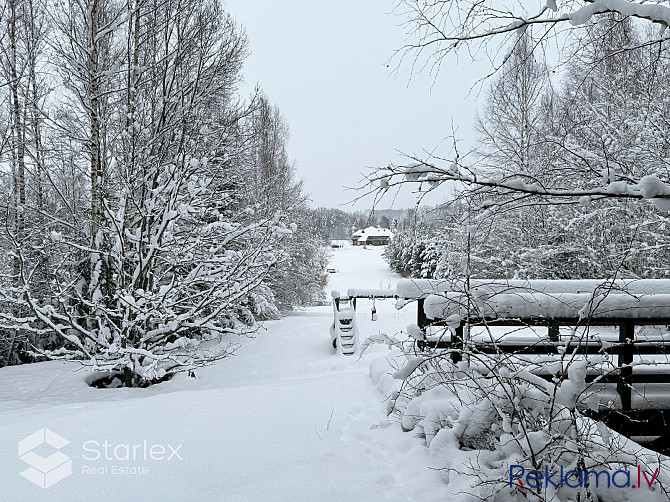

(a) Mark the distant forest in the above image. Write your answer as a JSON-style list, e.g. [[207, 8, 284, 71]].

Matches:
[[313, 207, 418, 240]]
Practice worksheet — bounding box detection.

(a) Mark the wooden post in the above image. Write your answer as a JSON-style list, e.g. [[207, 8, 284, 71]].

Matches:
[[548, 320, 559, 343], [417, 298, 427, 330], [618, 321, 635, 417], [451, 322, 464, 364]]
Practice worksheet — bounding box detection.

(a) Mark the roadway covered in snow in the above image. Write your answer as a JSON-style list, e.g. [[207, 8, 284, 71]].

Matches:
[[0, 246, 452, 502]]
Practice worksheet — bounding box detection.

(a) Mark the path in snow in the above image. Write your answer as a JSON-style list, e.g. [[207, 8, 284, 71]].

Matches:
[[0, 245, 451, 501]]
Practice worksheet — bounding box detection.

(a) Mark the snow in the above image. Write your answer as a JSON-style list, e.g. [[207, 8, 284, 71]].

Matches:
[[7, 246, 668, 500], [424, 292, 670, 320], [351, 227, 394, 244], [398, 278, 670, 299], [405, 278, 670, 321], [369, 338, 670, 501], [345, 288, 397, 298], [0, 246, 453, 501], [578, 195, 591, 206], [396, 163, 670, 213], [396, 279, 451, 299], [569, 1, 670, 28], [638, 175, 670, 212], [352, 227, 394, 238]]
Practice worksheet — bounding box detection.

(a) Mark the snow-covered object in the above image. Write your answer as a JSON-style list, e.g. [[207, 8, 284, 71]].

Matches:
[[424, 292, 670, 320], [396, 279, 451, 299], [351, 226, 394, 245], [397, 278, 670, 299], [346, 288, 397, 298], [369, 338, 670, 501], [569, 0, 670, 28], [330, 298, 359, 356], [637, 175, 670, 212], [423, 326, 453, 343], [406, 324, 422, 340]]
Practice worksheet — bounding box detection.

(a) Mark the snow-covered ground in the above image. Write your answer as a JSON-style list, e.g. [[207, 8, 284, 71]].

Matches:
[[0, 245, 452, 501]]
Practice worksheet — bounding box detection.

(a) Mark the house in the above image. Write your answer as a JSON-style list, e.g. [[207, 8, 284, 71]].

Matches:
[[351, 226, 394, 246]]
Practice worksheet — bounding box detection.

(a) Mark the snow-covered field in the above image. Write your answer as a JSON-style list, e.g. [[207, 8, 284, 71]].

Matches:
[[0, 245, 452, 501]]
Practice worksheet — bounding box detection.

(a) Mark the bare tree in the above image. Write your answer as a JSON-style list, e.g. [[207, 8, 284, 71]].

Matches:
[[394, 0, 670, 73], [0, 0, 306, 383], [476, 31, 549, 178], [370, 1, 670, 213]]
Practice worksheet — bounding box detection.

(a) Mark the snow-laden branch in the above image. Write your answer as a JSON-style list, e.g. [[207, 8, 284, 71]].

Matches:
[[397, 0, 670, 51], [569, 0, 670, 28], [370, 160, 670, 211]]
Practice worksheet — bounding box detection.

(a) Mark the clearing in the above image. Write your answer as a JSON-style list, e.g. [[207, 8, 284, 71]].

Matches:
[[0, 245, 451, 502]]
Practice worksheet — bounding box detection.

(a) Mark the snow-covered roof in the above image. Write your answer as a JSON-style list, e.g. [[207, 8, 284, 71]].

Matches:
[[352, 226, 394, 239]]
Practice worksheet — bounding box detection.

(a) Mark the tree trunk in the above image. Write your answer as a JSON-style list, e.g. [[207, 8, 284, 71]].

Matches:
[[89, 0, 102, 250], [8, 0, 26, 281]]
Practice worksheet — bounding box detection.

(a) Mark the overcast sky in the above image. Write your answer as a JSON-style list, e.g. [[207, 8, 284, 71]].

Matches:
[[225, 0, 488, 210]]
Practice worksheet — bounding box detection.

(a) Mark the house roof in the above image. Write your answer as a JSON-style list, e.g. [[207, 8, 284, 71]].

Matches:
[[352, 226, 394, 240]]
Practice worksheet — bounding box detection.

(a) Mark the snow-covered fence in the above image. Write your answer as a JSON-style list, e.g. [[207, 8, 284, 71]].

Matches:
[[330, 289, 398, 355], [395, 278, 670, 444]]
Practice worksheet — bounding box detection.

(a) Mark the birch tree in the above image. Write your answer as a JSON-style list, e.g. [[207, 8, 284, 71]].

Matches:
[[372, 1, 670, 212], [0, 0, 299, 383]]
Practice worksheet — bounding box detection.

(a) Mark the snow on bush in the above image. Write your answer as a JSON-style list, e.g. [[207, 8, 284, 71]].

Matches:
[[6, 158, 295, 387], [367, 337, 670, 501]]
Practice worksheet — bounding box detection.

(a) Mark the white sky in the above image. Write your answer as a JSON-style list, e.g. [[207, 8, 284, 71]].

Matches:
[[225, 0, 488, 210]]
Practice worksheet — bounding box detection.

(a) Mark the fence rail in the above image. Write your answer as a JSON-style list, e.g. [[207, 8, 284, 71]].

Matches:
[[414, 305, 670, 444]]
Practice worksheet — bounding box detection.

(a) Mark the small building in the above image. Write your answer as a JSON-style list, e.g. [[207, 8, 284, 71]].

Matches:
[[351, 226, 394, 246]]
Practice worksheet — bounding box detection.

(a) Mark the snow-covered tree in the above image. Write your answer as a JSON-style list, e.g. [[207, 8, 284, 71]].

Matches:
[[0, 0, 321, 382], [372, 1, 670, 214], [243, 95, 329, 313], [371, 4, 670, 498]]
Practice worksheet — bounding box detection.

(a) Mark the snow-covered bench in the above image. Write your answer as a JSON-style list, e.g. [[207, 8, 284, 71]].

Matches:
[[395, 278, 670, 445]]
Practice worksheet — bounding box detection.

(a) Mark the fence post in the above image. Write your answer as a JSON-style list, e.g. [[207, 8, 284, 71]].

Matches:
[[451, 322, 463, 364], [548, 320, 559, 342], [417, 298, 427, 330], [618, 321, 635, 424]]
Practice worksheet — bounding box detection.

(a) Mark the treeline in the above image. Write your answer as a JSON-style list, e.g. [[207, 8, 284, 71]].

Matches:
[[0, 0, 327, 382], [313, 207, 414, 240], [386, 17, 670, 281]]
